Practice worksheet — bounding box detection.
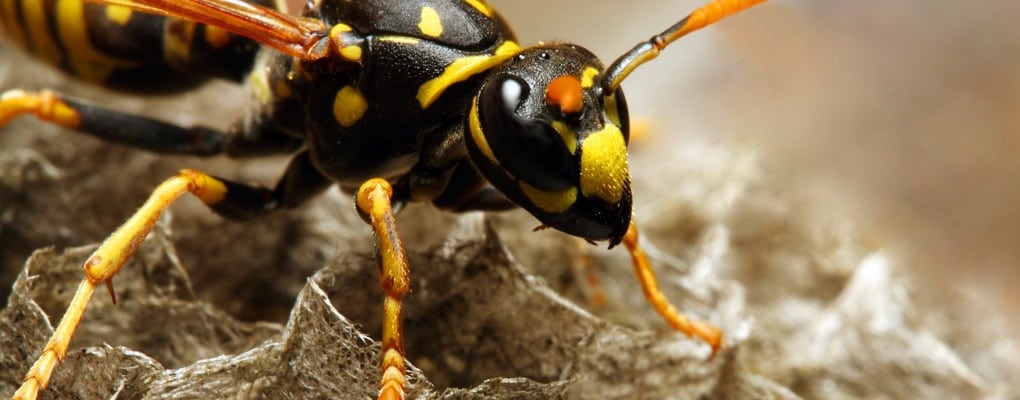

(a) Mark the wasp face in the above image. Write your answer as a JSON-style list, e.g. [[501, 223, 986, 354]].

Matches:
[[466, 45, 632, 246]]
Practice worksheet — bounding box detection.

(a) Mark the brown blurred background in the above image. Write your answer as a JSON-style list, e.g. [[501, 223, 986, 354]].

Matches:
[[487, 0, 1020, 327]]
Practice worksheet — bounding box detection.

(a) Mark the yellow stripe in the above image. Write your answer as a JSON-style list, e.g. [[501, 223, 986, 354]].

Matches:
[[22, 0, 62, 67], [57, 0, 138, 82], [104, 5, 131, 26], [551, 121, 577, 154], [464, 0, 493, 17], [468, 96, 497, 163], [379, 36, 420, 45], [0, 0, 27, 47], [417, 41, 520, 109]]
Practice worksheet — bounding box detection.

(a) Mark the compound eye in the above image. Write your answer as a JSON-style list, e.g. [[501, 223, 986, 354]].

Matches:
[[480, 75, 577, 191]]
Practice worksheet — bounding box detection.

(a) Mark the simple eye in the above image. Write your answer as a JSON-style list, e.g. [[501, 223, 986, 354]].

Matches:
[[480, 75, 576, 191]]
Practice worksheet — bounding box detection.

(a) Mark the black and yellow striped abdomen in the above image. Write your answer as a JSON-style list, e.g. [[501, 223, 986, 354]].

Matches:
[[0, 0, 272, 92]]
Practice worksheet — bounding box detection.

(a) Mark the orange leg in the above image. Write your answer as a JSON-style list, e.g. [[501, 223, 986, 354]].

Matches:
[[356, 178, 411, 400], [12, 169, 229, 400], [622, 221, 723, 356], [0, 89, 81, 128]]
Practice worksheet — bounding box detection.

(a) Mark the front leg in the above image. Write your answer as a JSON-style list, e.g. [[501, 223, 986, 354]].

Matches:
[[355, 179, 411, 400]]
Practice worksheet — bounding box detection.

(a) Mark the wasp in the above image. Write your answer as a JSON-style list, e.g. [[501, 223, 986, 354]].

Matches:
[[0, 0, 768, 398]]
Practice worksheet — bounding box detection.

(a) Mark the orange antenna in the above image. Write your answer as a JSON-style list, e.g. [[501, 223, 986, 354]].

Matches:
[[601, 0, 768, 92], [86, 0, 331, 60]]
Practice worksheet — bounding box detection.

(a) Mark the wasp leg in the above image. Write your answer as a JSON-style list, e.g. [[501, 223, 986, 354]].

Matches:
[[12, 169, 226, 400], [0, 89, 303, 157], [0, 89, 223, 154], [356, 179, 411, 400], [622, 222, 723, 357], [12, 158, 327, 400], [207, 151, 331, 220]]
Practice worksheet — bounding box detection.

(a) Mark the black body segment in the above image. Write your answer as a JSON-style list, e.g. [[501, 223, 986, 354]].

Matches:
[[314, 0, 505, 50], [0, 0, 273, 90]]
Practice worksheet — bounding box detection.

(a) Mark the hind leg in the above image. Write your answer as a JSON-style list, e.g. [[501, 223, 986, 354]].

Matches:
[[12, 152, 329, 400]]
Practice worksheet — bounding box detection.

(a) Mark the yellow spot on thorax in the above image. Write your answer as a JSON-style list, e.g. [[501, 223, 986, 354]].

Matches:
[[104, 5, 132, 26], [579, 124, 629, 204], [418, 7, 443, 38], [328, 23, 363, 62], [519, 182, 577, 213], [203, 25, 231, 48], [581, 67, 600, 88], [465, 0, 493, 17], [341, 45, 362, 62], [333, 85, 368, 127], [418, 41, 521, 109]]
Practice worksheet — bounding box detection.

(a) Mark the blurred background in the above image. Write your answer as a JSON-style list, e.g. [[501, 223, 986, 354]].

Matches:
[[489, 0, 1020, 328]]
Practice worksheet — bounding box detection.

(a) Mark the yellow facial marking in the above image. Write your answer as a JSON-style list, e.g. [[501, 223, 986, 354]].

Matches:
[[468, 97, 497, 163], [551, 121, 577, 154], [418, 7, 443, 38], [418, 41, 521, 109], [519, 182, 577, 213], [581, 67, 599, 88], [203, 25, 231, 48], [465, 0, 493, 17], [333, 85, 368, 128], [104, 5, 132, 26], [580, 124, 629, 204], [604, 94, 622, 127]]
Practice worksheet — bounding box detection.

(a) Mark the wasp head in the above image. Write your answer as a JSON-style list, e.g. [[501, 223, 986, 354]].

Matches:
[[466, 45, 632, 247]]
